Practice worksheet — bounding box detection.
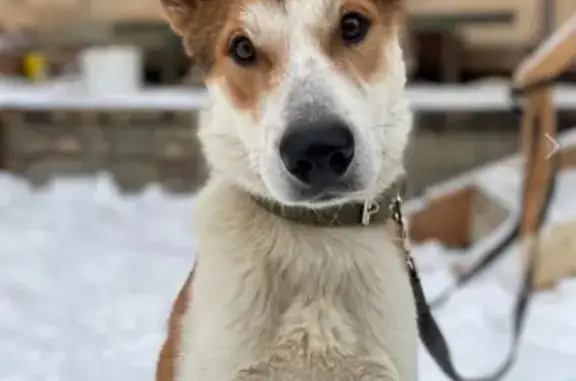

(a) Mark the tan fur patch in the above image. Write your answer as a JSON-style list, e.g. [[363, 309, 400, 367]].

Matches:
[[325, 0, 402, 84], [160, 0, 235, 71], [161, 0, 403, 114], [161, 0, 287, 117], [155, 268, 195, 381], [206, 3, 287, 117]]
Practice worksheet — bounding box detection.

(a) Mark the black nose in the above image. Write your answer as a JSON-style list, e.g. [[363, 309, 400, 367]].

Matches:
[[279, 119, 355, 187]]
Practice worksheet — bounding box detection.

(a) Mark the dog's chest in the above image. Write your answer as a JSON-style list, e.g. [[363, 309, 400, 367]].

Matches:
[[228, 239, 414, 380], [181, 225, 416, 380]]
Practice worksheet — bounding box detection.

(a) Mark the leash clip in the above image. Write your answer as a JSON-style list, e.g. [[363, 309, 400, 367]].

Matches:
[[391, 195, 413, 268]]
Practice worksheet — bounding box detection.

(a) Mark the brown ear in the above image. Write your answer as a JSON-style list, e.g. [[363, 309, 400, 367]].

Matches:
[[159, 0, 231, 70], [160, 0, 198, 36]]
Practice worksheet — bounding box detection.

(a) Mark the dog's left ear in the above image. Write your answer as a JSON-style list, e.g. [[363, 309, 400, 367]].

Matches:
[[160, 0, 199, 36]]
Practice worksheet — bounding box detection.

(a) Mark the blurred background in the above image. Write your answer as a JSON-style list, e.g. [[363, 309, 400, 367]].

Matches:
[[0, 0, 575, 380]]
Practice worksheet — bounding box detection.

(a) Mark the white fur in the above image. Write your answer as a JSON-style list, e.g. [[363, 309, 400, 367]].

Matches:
[[201, 0, 412, 207], [174, 0, 417, 379], [179, 180, 417, 380]]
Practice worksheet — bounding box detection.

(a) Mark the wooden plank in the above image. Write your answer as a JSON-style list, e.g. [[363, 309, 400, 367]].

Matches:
[[518, 88, 565, 290], [0, 1, 85, 31], [560, 146, 576, 170], [513, 14, 576, 89], [468, 188, 510, 243], [409, 12, 514, 30], [514, 16, 576, 269], [1, 1, 515, 31], [407, 11, 514, 83], [407, 0, 539, 47], [120, 11, 516, 28], [409, 187, 474, 247], [520, 89, 555, 237], [555, 0, 576, 29], [535, 220, 576, 289], [406, 0, 516, 15]]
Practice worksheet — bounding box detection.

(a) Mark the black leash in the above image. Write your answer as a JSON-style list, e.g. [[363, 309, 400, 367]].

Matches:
[[397, 83, 561, 380]]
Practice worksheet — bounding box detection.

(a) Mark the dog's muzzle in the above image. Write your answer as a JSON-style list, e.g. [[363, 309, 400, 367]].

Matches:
[[279, 118, 355, 189]]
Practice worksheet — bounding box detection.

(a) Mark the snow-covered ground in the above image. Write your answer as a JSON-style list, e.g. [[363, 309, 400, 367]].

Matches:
[[0, 170, 575, 381]]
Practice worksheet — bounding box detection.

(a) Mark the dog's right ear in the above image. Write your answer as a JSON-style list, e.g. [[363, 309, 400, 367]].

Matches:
[[160, 0, 199, 36]]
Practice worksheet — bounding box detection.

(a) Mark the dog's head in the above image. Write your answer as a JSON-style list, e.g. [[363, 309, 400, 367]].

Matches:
[[162, 0, 412, 208]]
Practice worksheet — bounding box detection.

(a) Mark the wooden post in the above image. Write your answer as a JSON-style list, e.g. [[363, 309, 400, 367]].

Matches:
[[513, 14, 576, 288], [519, 89, 555, 239], [513, 14, 576, 89]]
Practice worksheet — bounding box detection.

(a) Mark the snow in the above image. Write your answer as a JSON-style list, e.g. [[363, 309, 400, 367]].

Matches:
[[2, 76, 576, 111], [0, 169, 575, 381], [412, 161, 576, 381], [0, 77, 208, 111], [408, 130, 576, 380], [0, 173, 196, 381]]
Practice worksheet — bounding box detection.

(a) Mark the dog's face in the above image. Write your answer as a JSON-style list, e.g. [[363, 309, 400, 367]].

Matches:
[[162, 0, 412, 208]]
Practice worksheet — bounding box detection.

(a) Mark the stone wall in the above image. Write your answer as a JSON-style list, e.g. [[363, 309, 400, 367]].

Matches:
[[1, 109, 207, 193]]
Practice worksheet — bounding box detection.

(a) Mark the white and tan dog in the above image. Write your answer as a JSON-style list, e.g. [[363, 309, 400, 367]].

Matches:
[[156, 0, 417, 380]]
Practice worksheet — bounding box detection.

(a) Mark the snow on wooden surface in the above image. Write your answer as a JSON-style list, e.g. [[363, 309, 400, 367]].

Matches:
[[2, 77, 576, 111]]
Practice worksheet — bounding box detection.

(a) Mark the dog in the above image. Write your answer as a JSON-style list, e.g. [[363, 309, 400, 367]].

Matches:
[[156, 0, 417, 380]]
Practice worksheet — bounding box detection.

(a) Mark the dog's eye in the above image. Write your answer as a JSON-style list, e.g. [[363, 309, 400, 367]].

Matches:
[[229, 36, 257, 66], [340, 12, 371, 45]]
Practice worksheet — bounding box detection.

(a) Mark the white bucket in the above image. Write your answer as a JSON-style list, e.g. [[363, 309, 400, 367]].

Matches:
[[80, 45, 142, 95]]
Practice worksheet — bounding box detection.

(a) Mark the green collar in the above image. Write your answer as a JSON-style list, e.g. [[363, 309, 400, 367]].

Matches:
[[253, 179, 407, 227]]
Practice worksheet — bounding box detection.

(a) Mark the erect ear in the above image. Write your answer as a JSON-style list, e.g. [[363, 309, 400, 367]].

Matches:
[[160, 0, 198, 36]]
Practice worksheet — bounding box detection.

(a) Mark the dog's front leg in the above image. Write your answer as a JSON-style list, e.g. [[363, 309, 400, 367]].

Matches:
[[174, 259, 271, 381], [156, 270, 195, 381]]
